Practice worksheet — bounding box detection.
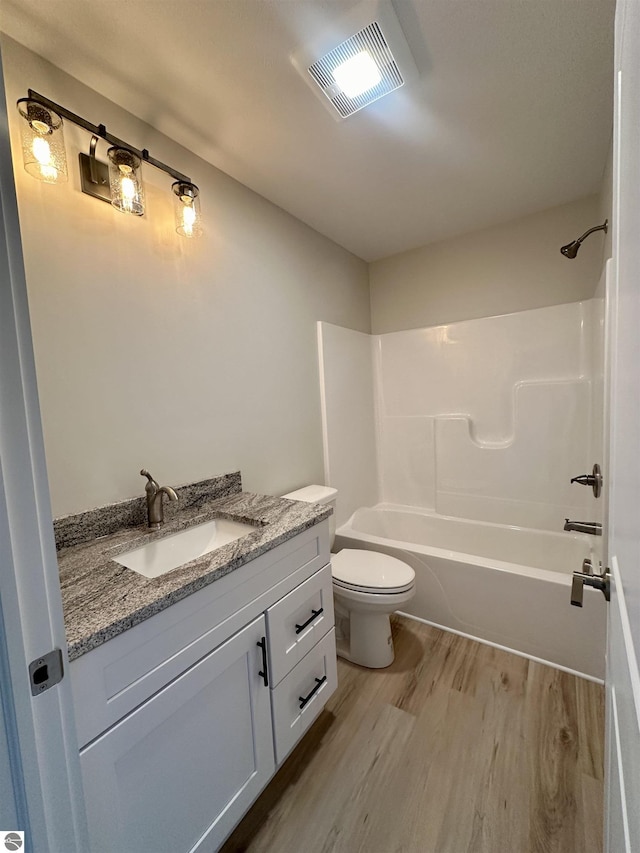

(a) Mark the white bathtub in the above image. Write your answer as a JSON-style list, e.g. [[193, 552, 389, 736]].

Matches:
[[335, 505, 606, 680]]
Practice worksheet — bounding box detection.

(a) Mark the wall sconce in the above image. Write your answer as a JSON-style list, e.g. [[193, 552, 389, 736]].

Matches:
[[17, 98, 68, 183], [16, 89, 202, 236]]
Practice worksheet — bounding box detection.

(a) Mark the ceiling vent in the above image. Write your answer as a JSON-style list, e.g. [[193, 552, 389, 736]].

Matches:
[[308, 23, 403, 118], [292, 3, 418, 121]]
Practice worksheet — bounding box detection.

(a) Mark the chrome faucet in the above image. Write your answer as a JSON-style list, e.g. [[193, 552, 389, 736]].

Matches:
[[564, 518, 602, 536], [141, 469, 179, 529]]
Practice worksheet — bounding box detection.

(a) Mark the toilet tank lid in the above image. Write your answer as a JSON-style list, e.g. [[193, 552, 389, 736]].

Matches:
[[281, 485, 337, 505]]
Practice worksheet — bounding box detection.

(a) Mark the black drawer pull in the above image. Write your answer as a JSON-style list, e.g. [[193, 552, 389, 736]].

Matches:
[[257, 637, 269, 687], [295, 607, 324, 635], [299, 675, 327, 709]]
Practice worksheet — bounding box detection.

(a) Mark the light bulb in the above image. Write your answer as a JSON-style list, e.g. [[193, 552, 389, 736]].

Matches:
[[181, 203, 196, 236], [31, 136, 58, 182], [332, 51, 381, 99], [120, 175, 136, 212], [32, 136, 51, 164]]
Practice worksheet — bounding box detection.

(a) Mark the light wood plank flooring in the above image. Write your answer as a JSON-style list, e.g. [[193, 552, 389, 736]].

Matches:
[[222, 616, 604, 853]]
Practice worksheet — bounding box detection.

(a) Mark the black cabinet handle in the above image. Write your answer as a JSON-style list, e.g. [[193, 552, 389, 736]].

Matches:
[[257, 637, 268, 687], [298, 675, 327, 709], [295, 607, 324, 635]]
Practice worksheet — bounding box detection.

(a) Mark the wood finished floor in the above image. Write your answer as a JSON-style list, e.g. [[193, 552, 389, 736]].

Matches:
[[222, 616, 604, 853]]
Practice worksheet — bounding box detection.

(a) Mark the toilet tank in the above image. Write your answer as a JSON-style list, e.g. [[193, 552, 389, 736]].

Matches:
[[281, 485, 338, 545]]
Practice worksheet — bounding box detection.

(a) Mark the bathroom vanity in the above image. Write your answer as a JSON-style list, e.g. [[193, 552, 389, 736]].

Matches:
[[55, 473, 337, 853]]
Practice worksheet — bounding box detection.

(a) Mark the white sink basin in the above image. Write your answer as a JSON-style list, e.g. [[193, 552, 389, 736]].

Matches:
[[113, 518, 259, 579]]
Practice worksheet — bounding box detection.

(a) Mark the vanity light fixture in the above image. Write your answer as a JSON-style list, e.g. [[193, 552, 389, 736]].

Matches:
[[17, 89, 202, 235]]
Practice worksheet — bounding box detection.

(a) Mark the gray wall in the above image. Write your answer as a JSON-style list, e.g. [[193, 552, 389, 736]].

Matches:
[[3, 37, 370, 516], [370, 195, 603, 333]]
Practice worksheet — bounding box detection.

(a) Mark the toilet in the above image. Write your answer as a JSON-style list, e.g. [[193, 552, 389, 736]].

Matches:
[[282, 485, 415, 669]]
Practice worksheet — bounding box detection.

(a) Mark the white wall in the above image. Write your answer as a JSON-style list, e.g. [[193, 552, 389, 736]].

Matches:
[[317, 323, 377, 526], [370, 195, 604, 333], [2, 38, 370, 516]]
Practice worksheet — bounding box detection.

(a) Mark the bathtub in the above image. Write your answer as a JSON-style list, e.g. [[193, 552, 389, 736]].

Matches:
[[335, 505, 606, 680]]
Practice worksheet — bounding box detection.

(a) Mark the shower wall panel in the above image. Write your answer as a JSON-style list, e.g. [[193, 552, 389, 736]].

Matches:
[[375, 301, 597, 530], [318, 301, 600, 533], [317, 322, 378, 526]]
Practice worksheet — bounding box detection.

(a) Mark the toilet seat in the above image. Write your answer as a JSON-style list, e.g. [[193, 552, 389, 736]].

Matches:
[[331, 549, 415, 595]]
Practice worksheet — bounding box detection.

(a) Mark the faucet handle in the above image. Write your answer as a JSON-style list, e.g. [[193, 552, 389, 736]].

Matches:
[[570, 564, 611, 607], [571, 573, 585, 607], [140, 469, 159, 491], [570, 463, 603, 498]]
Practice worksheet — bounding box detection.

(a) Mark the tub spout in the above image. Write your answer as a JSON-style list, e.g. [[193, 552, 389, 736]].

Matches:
[[564, 519, 602, 536]]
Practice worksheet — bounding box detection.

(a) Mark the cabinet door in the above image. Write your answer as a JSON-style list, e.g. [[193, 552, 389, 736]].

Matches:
[[80, 615, 274, 853]]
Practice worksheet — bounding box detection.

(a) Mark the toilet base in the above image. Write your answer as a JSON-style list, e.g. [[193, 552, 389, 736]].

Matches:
[[337, 609, 395, 668], [332, 572, 415, 670]]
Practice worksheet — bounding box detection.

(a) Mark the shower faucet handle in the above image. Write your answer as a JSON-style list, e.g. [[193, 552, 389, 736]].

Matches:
[[571, 573, 586, 607], [570, 563, 610, 607], [570, 463, 603, 498]]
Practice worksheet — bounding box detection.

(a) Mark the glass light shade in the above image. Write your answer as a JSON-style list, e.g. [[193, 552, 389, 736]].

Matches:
[[172, 181, 202, 238], [107, 147, 145, 216], [17, 99, 68, 183]]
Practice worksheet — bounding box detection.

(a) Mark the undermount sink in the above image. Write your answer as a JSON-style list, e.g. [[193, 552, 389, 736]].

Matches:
[[113, 518, 260, 579]]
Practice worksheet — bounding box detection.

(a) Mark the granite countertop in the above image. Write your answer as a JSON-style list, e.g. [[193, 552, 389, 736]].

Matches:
[[56, 474, 331, 661]]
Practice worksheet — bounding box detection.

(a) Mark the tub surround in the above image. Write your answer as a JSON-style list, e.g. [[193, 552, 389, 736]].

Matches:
[[56, 472, 331, 660], [319, 301, 602, 532]]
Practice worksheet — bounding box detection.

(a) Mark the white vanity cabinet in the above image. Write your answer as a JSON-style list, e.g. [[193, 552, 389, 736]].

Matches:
[[70, 520, 337, 853]]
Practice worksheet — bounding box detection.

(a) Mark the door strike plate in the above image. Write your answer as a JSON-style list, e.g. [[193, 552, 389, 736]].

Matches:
[[28, 649, 64, 696]]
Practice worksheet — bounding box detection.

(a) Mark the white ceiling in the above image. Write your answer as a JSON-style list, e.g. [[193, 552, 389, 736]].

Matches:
[[1, 0, 615, 261]]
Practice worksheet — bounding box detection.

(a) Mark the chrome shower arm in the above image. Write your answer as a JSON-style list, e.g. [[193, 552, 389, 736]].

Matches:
[[575, 220, 608, 244]]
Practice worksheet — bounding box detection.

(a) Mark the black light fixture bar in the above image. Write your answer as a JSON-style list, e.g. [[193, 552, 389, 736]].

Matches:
[[28, 89, 191, 184]]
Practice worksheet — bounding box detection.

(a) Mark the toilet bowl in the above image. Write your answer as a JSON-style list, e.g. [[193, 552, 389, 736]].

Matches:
[[282, 485, 416, 669]]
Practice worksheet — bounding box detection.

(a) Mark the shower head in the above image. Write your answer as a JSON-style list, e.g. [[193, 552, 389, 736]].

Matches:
[[560, 219, 608, 259], [560, 240, 581, 259]]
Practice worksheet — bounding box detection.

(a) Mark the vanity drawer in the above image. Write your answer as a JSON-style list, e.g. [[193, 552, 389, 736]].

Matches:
[[266, 563, 334, 687], [271, 628, 337, 765]]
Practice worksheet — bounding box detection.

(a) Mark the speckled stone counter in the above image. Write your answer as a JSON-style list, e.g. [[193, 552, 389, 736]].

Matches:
[[56, 473, 331, 661]]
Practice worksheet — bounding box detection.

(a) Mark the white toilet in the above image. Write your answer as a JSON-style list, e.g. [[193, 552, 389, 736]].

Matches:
[[282, 485, 415, 669]]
